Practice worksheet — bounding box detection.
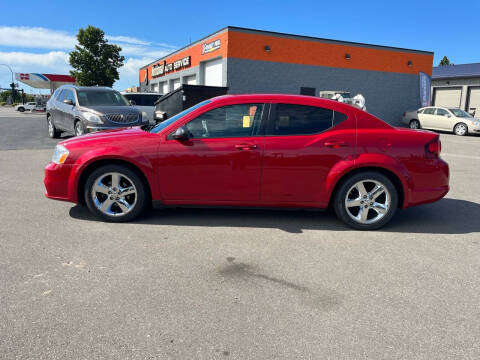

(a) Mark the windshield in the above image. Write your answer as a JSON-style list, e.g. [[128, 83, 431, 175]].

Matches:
[[449, 108, 472, 118], [77, 90, 129, 106], [150, 100, 211, 134]]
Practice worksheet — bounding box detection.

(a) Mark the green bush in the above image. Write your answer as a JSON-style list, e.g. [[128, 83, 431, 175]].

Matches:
[[0, 102, 6, 106]]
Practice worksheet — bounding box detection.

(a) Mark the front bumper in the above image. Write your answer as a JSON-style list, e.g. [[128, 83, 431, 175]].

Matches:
[[44, 162, 78, 202], [467, 123, 480, 133]]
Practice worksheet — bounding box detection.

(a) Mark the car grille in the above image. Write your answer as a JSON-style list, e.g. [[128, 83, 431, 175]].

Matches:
[[105, 113, 139, 124]]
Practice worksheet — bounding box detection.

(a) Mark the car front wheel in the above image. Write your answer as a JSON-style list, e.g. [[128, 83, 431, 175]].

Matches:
[[454, 122, 468, 136], [333, 171, 398, 230], [47, 116, 61, 138], [74, 121, 85, 136], [84, 165, 148, 222], [18, 107, 25, 112]]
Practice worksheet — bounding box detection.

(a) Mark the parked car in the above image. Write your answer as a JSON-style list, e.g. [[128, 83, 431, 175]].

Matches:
[[46, 85, 148, 138], [15, 102, 36, 112], [44, 94, 449, 230], [121, 92, 162, 125], [402, 106, 480, 136]]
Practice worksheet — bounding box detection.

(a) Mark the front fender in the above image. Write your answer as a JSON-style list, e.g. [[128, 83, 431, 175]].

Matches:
[[68, 146, 157, 203], [325, 153, 412, 209]]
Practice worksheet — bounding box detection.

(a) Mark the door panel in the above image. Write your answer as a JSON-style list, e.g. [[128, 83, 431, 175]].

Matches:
[[158, 137, 263, 201], [419, 108, 436, 129], [157, 103, 266, 202], [261, 103, 355, 204]]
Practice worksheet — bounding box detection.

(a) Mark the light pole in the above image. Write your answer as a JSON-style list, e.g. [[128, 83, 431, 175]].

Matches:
[[0, 63, 15, 103]]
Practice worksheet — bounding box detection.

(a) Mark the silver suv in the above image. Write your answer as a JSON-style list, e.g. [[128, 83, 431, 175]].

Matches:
[[46, 85, 147, 138]]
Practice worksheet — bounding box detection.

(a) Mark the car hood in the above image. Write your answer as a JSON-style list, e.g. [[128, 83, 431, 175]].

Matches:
[[80, 105, 140, 115], [59, 127, 150, 148]]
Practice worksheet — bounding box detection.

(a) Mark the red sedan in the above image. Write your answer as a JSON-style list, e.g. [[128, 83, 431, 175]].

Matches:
[[44, 94, 449, 230]]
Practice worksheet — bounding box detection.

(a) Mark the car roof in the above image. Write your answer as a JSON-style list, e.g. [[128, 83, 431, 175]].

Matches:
[[58, 85, 114, 91], [207, 93, 359, 112]]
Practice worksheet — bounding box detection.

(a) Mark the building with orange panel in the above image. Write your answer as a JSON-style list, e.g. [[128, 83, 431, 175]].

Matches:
[[139, 26, 433, 124]]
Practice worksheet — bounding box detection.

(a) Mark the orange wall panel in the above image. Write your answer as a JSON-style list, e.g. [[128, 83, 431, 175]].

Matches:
[[144, 31, 228, 81], [227, 31, 433, 76]]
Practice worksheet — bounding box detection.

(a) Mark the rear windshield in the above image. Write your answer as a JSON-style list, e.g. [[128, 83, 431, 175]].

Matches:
[[77, 90, 129, 106], [123, 94, 162, 106]]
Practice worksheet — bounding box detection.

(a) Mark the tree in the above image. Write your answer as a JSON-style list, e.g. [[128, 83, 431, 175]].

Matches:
[[439, 56, 452, 66], [69, 26, 124, 87]]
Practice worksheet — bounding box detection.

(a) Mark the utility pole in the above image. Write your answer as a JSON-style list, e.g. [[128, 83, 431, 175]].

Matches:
[[0, 64, 15, 103]]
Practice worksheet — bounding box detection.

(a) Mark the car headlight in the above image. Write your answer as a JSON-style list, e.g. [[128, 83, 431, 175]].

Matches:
[[82, 111, 103, 124], [52, 144, 69, 164]]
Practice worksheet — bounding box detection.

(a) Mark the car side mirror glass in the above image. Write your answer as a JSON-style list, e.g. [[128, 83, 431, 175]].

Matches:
[[129, 100, 136, 106], [63, 99, 74, 106], [172, 126, 189, 140]]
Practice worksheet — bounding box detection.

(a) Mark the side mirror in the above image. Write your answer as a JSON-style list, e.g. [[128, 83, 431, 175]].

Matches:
[[63, 99, 74, 106], [172, 126, 189, 140], [129, 100, 136, 106], [446, 114, 451, 118]]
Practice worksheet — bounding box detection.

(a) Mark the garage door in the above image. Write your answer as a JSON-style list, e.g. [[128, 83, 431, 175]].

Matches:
[[172, 78, 181, 90], [184, 75, 197, 85], [467, 87, 480, 116], [160, 82, 168, 94], [433, 87, 462, 107], [203, 58, 223, 86]]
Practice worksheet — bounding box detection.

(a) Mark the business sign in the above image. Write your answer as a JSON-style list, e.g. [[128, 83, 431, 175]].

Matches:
[[151, 56, 191, 77], [419, 72, 431, 107], [202, 39, 221, 55]]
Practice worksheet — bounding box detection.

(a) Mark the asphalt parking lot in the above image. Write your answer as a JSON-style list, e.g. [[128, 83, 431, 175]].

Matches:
[[1, 107, 479, 359]]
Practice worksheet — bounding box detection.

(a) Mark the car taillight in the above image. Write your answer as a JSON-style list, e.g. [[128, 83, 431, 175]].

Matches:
[[426, 138, 441, 157]]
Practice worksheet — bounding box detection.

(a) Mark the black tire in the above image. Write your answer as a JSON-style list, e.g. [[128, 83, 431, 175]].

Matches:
[[333, 171, 398, 230], [84, 164, 148, 222], [18, 107, 25, 112], [454, 122, 468, 136], [409, 119, 420, 129], [74, 120, 85, 136], [47, 116, 61, 138]]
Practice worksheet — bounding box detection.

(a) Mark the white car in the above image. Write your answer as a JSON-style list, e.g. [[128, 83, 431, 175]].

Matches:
[[121, 92, 162, 125], [15, 102, 37, 112], [402, 106, 480, 136]]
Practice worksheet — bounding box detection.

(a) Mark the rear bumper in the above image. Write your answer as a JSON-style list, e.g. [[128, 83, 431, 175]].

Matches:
[[405, 158, 449, 208], [44, 162, 78, 202]]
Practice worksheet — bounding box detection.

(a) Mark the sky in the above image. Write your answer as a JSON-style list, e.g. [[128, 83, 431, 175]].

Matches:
[[0, 0, 478, 94]]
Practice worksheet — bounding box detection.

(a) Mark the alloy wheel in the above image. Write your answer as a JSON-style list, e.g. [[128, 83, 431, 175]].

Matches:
[[344, 179, 390, 225], [75, 122, 84, 136], [409, 120, 420, 129], [91, 172, 137, 217], [48, 119, 54, 137], [455, 123, 467, 136]]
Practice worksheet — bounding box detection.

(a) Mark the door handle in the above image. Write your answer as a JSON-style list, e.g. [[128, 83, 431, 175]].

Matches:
[[235, 143, 257, 150], [324, 141, 348, 148]]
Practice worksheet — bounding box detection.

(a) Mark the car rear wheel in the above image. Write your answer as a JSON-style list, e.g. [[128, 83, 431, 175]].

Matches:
[[84, 165, 147, 222], [333, 171, 398, 230], [47, 116, 61, 138], [454, 122, 467, 136], [18, 107, 25, 112], [74, 120, 85, 136], [409, 119, 420, 129]]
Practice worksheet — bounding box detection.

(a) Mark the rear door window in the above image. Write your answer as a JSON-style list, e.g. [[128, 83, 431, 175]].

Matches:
[[267, 103, 346, 136], [436, 108, 449, 117], [423, 108, 436, 115]]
